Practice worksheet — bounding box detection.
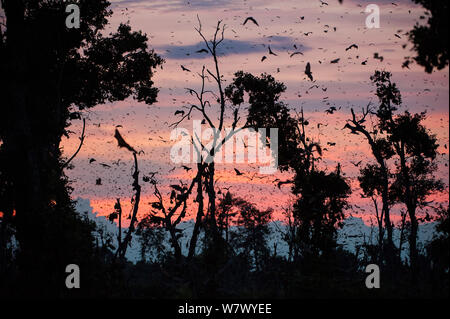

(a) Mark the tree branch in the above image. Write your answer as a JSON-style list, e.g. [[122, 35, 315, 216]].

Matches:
[[62, 118, 85, 169]]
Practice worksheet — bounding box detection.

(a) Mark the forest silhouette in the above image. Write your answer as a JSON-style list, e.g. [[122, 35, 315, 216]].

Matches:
[[0, 0, 448, 298]]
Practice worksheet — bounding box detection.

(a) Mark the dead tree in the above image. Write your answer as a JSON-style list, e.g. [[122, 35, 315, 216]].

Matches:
[[144, 172, 198, 262], [110, 128, 142, 260], [62, 118, 86, 169], [170, 18, 250, 259]]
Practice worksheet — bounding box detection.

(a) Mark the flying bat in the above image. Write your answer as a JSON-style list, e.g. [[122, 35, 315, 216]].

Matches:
[[114, 128, 137, 154], [268, 45, 277, 56], [345, 44, 358, 51], [325, 106, 337, 114], [305, 62, 313, 81], [290, 51, 303, 57], [243, 17, 259, 26]]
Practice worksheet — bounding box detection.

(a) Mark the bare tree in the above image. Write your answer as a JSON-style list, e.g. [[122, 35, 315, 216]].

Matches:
[[170, 18, 250, 258], [62, 118, 86, 169], [143, 171, 198, 262], [109, 128, 143, 260]]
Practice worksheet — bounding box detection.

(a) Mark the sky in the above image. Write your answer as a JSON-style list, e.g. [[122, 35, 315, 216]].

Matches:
[[62, 0, 449, 226]]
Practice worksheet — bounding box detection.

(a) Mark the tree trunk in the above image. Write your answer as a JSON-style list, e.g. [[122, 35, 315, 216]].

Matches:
[[188, 164, 204, 260], [398, 144, 418, 281], [408, 205, 419, 281], [206, 162, 219, 244]]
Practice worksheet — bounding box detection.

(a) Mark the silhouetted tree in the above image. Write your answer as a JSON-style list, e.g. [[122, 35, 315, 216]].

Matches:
[[0, 0, 163, 295], [226, 72, 351, 260], [169, 20, 244, 260], [426, 206, 449, 294], [136, 215, 167, 263], [111, 129, 143, 260], [217, 191, 237, 246], [166, 22, 290, 263], [358, 164, 392, 259], [352, 71, 443, 279], [216, 192, 272, 271], [387, 110, 443, 278], [405, 0, 449, 73], [230, 197, 272, 272], [345, 105, 396, 259], [142, 172, 196, 263], [292, 163, 351, 258], [225, 71, 302, 171]]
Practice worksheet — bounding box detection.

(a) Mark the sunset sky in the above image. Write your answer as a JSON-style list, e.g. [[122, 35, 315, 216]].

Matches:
[[61, 0, 449, 226]]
